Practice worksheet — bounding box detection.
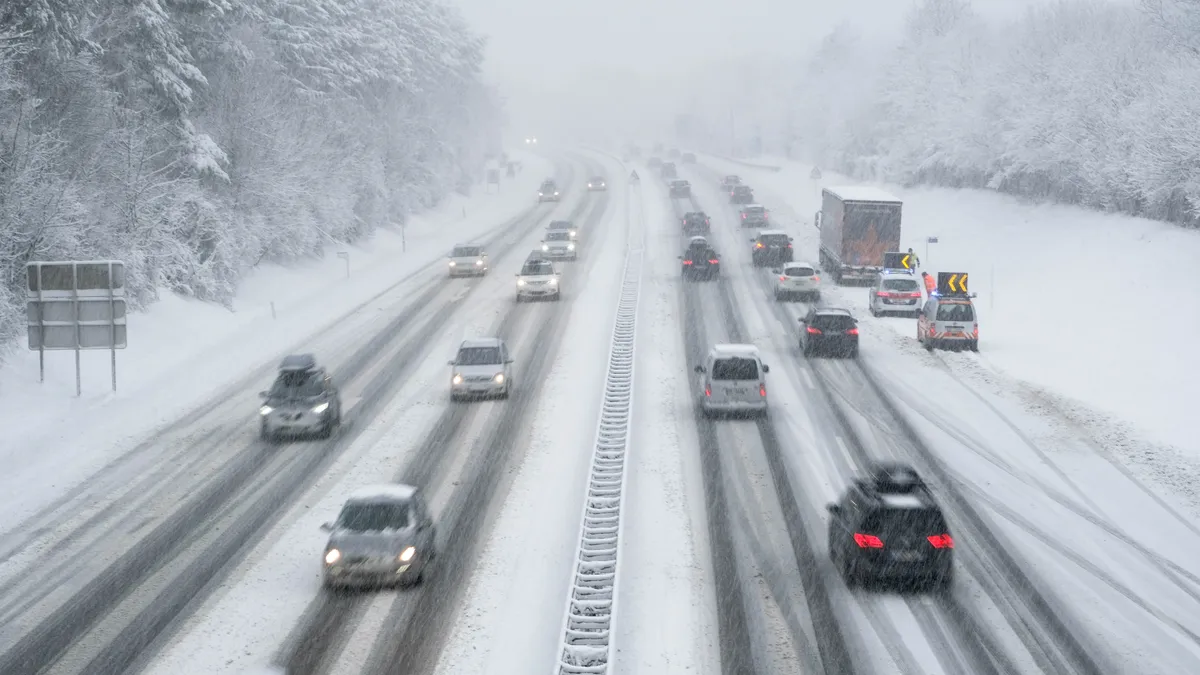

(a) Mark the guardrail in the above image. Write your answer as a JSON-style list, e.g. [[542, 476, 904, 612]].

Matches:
[[552, 240, 643, 674], [702, 153, 784, 172]]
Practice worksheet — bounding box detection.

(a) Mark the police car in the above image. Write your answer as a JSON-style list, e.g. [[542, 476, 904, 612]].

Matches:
[[827, 463, 954, 589], [917, 272, 978, 351]]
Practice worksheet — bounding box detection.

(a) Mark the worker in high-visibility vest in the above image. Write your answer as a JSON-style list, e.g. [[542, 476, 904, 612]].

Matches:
[[922, 271, 936, 295]]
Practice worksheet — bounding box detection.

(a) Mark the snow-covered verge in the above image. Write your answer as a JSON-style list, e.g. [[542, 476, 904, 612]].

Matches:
[[699, 154, 1200, 478], [0, 0, 501, 348], [0, 153, 551, 525], [680, 0, 1200, 228]]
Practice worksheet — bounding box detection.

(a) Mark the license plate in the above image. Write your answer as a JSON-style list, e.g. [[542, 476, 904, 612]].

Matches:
[[728, 388, 747, 395], [946, 325, 964, 331], [892, 551, 923, 562]]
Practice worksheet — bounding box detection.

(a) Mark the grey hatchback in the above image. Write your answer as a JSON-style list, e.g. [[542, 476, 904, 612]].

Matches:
[[321, 484, 437, 589], [259, 354, 342, 441]]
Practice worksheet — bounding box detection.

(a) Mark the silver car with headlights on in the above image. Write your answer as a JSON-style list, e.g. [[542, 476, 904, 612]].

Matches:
[[541, 228, 577, 260], [321, 484, 436, 589], [259, 354, 342, 441], [515, 256, 561, 301], [447, 244, 488, 277], [449, 337, 513, 400]]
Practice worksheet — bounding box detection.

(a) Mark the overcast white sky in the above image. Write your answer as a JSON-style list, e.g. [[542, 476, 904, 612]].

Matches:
[[447, 0, 1071, 143]]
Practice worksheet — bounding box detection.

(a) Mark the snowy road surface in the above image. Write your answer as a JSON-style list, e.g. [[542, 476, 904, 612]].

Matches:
[[0, 148, 1197, 675]]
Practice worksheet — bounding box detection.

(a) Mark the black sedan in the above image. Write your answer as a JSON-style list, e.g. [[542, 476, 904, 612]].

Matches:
[[799, 307, 859, 358]]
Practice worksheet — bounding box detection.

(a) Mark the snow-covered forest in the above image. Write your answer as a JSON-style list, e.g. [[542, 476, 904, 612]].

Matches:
[[691, 0, 1200, 229], [0, 0, 499, 350]]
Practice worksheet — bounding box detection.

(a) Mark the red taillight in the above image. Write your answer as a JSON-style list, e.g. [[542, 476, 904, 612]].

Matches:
[[846, 328, 859, 335], [907, 292, 921, 298], [973, 324, 979, 337], [806, 326, 821, 334], [741, 213, 746, 219], [682, 260, 693, 265], [854, 533, 884, 548], [759, 384, 766, 396], [927, 534, 954, 549], [706, 219, 710, 224], [813, 275, 820, 281], [705, 387, 711, 397], [708, 259, 719, 264], [876, 291, 889, 297], [779, 275, 788, 281], [786, 243, 792, 248]]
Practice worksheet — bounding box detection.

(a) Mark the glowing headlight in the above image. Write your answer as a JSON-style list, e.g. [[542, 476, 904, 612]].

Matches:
[[567, 243, 575, 251], [399, 546, 416, 562], [538, 192, 544, 196], [325, 549, 341, 565], [517, 279, 526, 286], [548, 278, 558, 285], [259, 405, 273, 416], [542, 244, 549, 251], [569, 230, 577, 238], [448, 261, 456, 267], [554, 191, 559, 196], [475, 259, 483, 266], [311, 402, 329, 414], [452, 374, 463, 384], [494, 373, 505, 383], [587, 183, 592, 188]]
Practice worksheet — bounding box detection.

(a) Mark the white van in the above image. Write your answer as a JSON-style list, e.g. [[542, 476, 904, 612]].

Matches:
[[694, 344, 770, 417]]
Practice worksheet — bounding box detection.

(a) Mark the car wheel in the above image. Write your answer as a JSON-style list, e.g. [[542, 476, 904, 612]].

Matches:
[[553, 292, 562, 301], [810, 292, 821, 303], [924, 339, 934, 352], [450, 393, 460, 403], [515, 295, 524, 303], [970, 340, 979, 352], [774, 291, 783, 301], [260, 423, 273, 443], [499, 386, 510, 399], [870, 305, 879, 317], [848, 347, 859, 359], [320, 421, 334, 439]]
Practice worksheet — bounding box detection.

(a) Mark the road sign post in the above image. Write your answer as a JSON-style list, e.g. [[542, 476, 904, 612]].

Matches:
[[336, 251, 349, 279], [926, 236, 939, 266], [27, 261, 127, 396]]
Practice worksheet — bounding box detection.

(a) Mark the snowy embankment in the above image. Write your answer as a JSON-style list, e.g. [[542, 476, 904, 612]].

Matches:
[[0, 151, 551, 525], [701, 153, 1200, 477]]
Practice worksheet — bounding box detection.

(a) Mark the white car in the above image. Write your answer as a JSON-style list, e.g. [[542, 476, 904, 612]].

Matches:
[[447, 244, 488, 277], [541, 229, 577, 260], [547, 220, 578, 239], [448, 337, 513, 400], [693, 344, 770, 418], [516, 257, 561, 301], [773, 262, 820, 302], [868, 270, 922, 317]]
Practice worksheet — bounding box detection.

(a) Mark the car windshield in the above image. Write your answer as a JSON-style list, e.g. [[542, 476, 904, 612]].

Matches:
[[861, 508, 947, 539], [785, 266, 815, 277], [811, 314, 856, 331], [591, 177, 604, 182], [725, 176, 740, 182], [745, 207, 766, 215], [883, 278, 919, 291], [547, 231, 570, 241], [760, 234, 789, 245], [540, 182, 555, 190], [522, 261, 553, 275], [549, 221, 571, 229], [936, 303, 975, 322], [735, 186, 752, 193], [451, 246, 481, 257], [337, 502, 410, 532], [711, 356, 759, 380], [456, 346, 501, 365], [269, 370, 324, 397]]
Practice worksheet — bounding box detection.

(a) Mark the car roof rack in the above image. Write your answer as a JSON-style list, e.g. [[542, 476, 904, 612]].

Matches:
[[867, 463, 925, 493], [279, 353, 317, 372]]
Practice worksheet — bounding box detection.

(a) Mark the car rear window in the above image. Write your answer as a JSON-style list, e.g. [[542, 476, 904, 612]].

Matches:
[[760, 234, 789, 245], [883, 278, 919, 291], [711, 356, 760, 381], [547, 231, 570, 241], [452, 246, 481, 257], [936, 303, 975, 322], [734, 186, 752, 193], [785, 266, 815, 277], [541, 182, 556, 190], [338, 502, 410, 532], [811, 314, 856, 331], [521, 261, 552, 275], [456, 347, 500, 365], [860, 507, 947, 539], [745, 206, 766, 215]]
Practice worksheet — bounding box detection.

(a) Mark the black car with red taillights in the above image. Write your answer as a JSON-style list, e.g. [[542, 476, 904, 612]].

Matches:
[[799, 307, 859, 358], [679, 238, 720, 280], [827, 463, 954, 590]]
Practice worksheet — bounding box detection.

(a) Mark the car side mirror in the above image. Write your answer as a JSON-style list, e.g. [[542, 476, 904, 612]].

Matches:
[[798, 318, 807, 323], [505, 359, 514, 364], [826, 504, 840, 515], [447, 360, 456, 366], [677, 256, 683, 259], [320, 521, 334, 532], [771, 269, 781, 274], [259, 390, 268, 398], [762, 364, 770, 373], [693, 365, 705, 373]]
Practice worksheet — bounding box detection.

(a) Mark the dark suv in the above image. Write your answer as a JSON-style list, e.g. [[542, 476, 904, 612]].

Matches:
[[680, 241, 720, 280], [739, 204, 769, 227], [750, 230, 793, 267], [730, 185, 754, 204], [681, 211, 710, 235], [660, 162, 678, 179], [259, 354, 343, 441], [799, 307, 859, 358], [827, 463, 954, 589]]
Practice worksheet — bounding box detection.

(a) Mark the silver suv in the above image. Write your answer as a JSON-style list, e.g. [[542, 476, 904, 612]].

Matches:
[[516, 256, 561, 301], [448, 337, 513, 400], [694, 344, 770, 418], [321, 484, 436, 589], [541, 228, 577, 260], [868, 270, 922, 317], [447, 244, 488, 277]]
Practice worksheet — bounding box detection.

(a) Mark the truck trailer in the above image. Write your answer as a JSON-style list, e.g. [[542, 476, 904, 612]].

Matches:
[[814, 186, 903, 284]]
